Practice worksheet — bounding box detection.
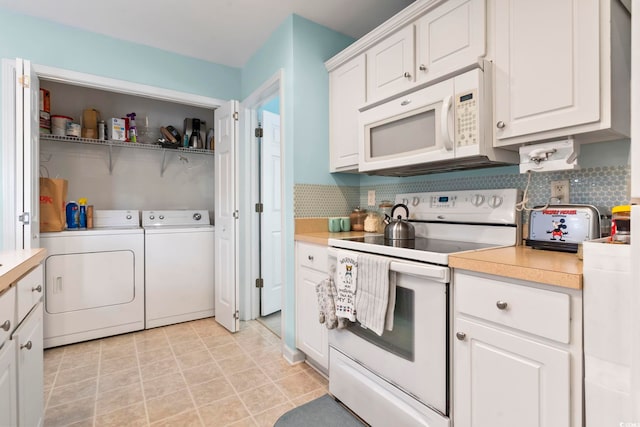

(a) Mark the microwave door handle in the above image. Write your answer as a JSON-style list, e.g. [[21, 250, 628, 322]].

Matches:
[[441, 95, 454, 151]]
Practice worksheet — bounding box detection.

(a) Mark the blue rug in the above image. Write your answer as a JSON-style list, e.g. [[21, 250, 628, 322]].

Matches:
[[274, 394, 366, 426]]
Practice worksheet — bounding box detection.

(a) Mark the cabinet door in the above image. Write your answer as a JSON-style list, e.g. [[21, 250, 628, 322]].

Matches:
[[13, 302, 43, 427], [454, 318, 571, 427], [493, 0, 599, 142], [366, 25, 415, 102], [415, 0, 485, 85], [329, 55, 365, 172], [0, 340, 18, 427], [295, 265, 328, 370]]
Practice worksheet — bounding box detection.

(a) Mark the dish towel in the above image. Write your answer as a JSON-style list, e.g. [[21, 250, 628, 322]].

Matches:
[[315, 265, 338, 329], [335, 250, 358, 322], [354, 253, 396, 336]]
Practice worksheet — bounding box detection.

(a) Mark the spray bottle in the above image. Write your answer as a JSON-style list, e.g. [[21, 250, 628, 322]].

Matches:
[[126, 112, 137, 143], [78, 198, 88, 228]]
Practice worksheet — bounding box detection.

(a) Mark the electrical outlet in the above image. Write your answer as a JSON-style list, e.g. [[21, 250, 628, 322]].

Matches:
[[550, 180, 570, 203], [368, 190, 376, 207]]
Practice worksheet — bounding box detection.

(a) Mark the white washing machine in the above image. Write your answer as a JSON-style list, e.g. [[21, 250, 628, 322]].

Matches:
[[40, 210, 144, 348], [143, 210, 215, 329]]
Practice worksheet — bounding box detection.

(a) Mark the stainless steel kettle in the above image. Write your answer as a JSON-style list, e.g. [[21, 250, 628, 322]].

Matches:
[[384, 203, 415, 240]]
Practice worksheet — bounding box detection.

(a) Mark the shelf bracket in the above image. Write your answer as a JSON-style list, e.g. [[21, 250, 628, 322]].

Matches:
[[161, 150, 169, 177], [108, 144, 113, 175]]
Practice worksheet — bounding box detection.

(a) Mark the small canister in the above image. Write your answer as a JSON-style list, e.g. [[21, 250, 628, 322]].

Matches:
[[98, 121, 106, 140], [350, 207, 367, 231], [611, 205, 631, 243], [379, 200, 394, 222], [87, 205, 94, 229]]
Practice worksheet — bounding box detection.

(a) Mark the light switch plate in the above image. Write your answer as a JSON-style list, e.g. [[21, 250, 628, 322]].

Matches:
[[368, 190, 376, 207]]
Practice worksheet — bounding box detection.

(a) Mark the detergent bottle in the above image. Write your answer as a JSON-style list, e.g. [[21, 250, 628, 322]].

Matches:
[[66, 201, 79, 229], [126, 112, 137, 143], [78, 198, 88, 228]]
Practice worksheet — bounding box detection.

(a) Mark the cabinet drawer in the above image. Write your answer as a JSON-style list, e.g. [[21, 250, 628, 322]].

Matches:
[[455, 273, 571, 343], [0, 287, 16, 345], [16, 265, 43, 322], [297, 243, 328, 273]]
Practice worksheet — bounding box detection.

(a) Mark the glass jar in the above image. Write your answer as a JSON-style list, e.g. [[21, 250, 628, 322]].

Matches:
[[350, 207, 367, 231], [379, 200, 394, 222], [611, 205, 631, 243], [364, 211, 381, 232]]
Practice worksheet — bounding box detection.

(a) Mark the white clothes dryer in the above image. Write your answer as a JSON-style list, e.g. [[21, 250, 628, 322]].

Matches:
[[142, 210, 215, 329], [41, 210, 144, 348]]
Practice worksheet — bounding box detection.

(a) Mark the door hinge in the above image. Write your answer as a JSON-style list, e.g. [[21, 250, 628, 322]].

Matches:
[[255, 203, 263, 213], [18, 75, 30, 88], [255, 127, 263, 138], [233, 112, 239, 121], [232, 210, 239, 219], [18, 212, 30, 225], [233, 310, 240, 319], [255, 278, 264, 288]]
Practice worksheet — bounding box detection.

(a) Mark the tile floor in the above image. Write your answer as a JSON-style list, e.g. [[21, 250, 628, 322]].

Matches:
[[257, 311, 281, 338], [43, 318, 329, 427]]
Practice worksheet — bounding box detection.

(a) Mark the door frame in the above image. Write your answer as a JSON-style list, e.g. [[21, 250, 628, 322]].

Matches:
[[238, 70, 285, 326]]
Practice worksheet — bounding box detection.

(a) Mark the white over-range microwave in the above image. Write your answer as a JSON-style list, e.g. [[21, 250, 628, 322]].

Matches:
[[358, 61, 518, 176]]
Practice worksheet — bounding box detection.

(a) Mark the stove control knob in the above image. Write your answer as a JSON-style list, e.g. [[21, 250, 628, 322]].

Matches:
[[471, 194, 485, 206], [149, 215, 155, 220], [487, 195, 503, 208], [193, 213, 202, 221], [159, 215, 165, 220]]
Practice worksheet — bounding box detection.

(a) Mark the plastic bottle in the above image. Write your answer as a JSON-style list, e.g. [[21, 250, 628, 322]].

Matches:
[[66, 201, 79, 229], [78, 198, 88, 228], [126, 112, 137, 143]]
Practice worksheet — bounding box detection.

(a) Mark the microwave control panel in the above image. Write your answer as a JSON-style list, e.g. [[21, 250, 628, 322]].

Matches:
[[455, 89, 479, 147]]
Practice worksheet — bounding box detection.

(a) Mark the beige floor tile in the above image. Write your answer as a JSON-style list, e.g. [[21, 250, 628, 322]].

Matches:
[[99, 367, 141, 394], [189, 377, 236, 407], [138, 347, 174, 365], [48, 378, 97, 407], [59, 350, 101, 370], [94, 401, 147, 427], [150, 409, 203, 427], [252, 402, 294, 427], [135, 336, 170, 354], [100, 355, 138, 376], [207, 342, 246, 360], [227, 417, 258, 427], [182, 362, 224, 386], [66, 417, 96, 427], [101, 343, 137, 361], [44, 372, 57, 389], [143, 372, 187, 400], [168, 331, 202, 345], [146, 389, 196, 423], [304, 367, 329, 387], [63, 339, 102, 356], [140, 357, 180, 382], [259, 359, 303, 381], [44, 396, 96, 427], [172, 338, 208, 356], [56, 364, 99, 387], [216, 354, 257, 374], [44, 355, 62, 375], [275, 371, 323, 400], [198, 395, 250, 427], [238, 383, 289, 416], [175, 349, 214, 370], [100, 333, 136, 347], [200, 334, 236, 349], [226, 367, 270, 393], [44, 346, 65, 361], [290, 388, 328, 406], [96, 382, 144, 415], [246, 346, 282, 365], [134, 327, 166, 341]]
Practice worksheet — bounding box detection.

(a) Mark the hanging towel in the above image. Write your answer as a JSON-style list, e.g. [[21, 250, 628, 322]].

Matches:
[[354, 254, 396, 336], [335, 250, 358, 322], [315, 266, 338, 329]]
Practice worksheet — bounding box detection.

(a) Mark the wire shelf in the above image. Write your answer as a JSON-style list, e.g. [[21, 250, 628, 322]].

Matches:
[[40, 134, 214, 155]]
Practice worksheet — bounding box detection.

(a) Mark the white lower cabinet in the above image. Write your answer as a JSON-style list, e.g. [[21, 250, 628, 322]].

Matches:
[[295, 242, 329, 370], [453, 270, 582, 427], [0, 340, 18, 427]]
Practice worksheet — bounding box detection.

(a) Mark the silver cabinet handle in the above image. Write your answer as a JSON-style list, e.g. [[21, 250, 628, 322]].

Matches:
[[496, 300, 508, 310], [308, 255, 314, 261], [419, 64, 427, 71], [21, 341, 32, 350], [1, 320, 10, 331], [403, 72, 411, 78], [496, 121, 506, 129], [32, 284, 42, 293], [455, 332, 466, 341]]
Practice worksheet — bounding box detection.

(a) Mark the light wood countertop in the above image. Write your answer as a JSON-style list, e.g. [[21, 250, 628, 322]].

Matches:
[[0, 248, 46, 293], [295, 217, 366, 245], [449, 245, 582, 290]]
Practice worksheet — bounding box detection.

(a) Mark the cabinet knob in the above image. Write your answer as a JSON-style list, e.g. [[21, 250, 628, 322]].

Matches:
[[1, 320, 10, 331], [32, 284, 42, 293], [419, 64, 427, 72], [496, 121, 506, 129], [21, 341, 33, 350], [496, 300, 508, 310], [308, 255, 314, 261], [403, 72, 412, 79], [456, 332, 466, 341]]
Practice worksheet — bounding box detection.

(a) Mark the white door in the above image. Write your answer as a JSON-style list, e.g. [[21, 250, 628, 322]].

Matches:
[[215, 100, 239, 332], [260, 110, 282, 316], [14, 58, 40, 250]]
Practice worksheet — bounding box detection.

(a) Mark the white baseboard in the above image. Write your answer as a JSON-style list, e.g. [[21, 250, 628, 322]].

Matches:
[[282, 343, 306, 365]]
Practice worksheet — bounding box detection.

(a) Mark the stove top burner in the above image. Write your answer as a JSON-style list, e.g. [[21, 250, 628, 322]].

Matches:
[[342, 236, 499, 254]]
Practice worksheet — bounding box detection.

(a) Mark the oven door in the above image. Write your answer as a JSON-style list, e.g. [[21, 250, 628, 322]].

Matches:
[[328, 250, 449, 416], [358, 78, 455, 172]]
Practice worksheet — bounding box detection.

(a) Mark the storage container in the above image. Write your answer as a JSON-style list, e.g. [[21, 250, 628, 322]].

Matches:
[[611, 205, 631, 243]]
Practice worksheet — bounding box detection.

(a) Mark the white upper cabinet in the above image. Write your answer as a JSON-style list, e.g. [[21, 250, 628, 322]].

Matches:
[[415, 0, 485, 85], [329, 55, 365, 172], [366, 26, 416, 103], [492, 0, 630, 147]]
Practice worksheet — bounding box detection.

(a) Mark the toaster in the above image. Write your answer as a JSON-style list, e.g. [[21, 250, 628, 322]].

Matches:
[[525, 204, 608, 253]]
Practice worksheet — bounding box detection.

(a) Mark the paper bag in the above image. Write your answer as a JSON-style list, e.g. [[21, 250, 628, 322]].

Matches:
[[39, 177, 68, 232]]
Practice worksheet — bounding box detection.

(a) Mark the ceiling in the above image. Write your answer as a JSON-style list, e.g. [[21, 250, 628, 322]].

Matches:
[[0, 0, 415, 68]]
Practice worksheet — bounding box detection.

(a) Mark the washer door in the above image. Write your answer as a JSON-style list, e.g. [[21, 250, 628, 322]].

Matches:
[[45, 251, 135, 313]]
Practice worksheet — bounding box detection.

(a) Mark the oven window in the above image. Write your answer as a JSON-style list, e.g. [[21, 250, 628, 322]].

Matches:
[[369, 109, 436, 158], [347, 287, 415, 361]]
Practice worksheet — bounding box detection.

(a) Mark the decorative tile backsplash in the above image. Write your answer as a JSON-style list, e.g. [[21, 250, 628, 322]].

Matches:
[[294, 165, 630, 218]]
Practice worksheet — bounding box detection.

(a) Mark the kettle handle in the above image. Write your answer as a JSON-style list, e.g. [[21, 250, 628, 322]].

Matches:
[[391, 203, 409, 220]]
